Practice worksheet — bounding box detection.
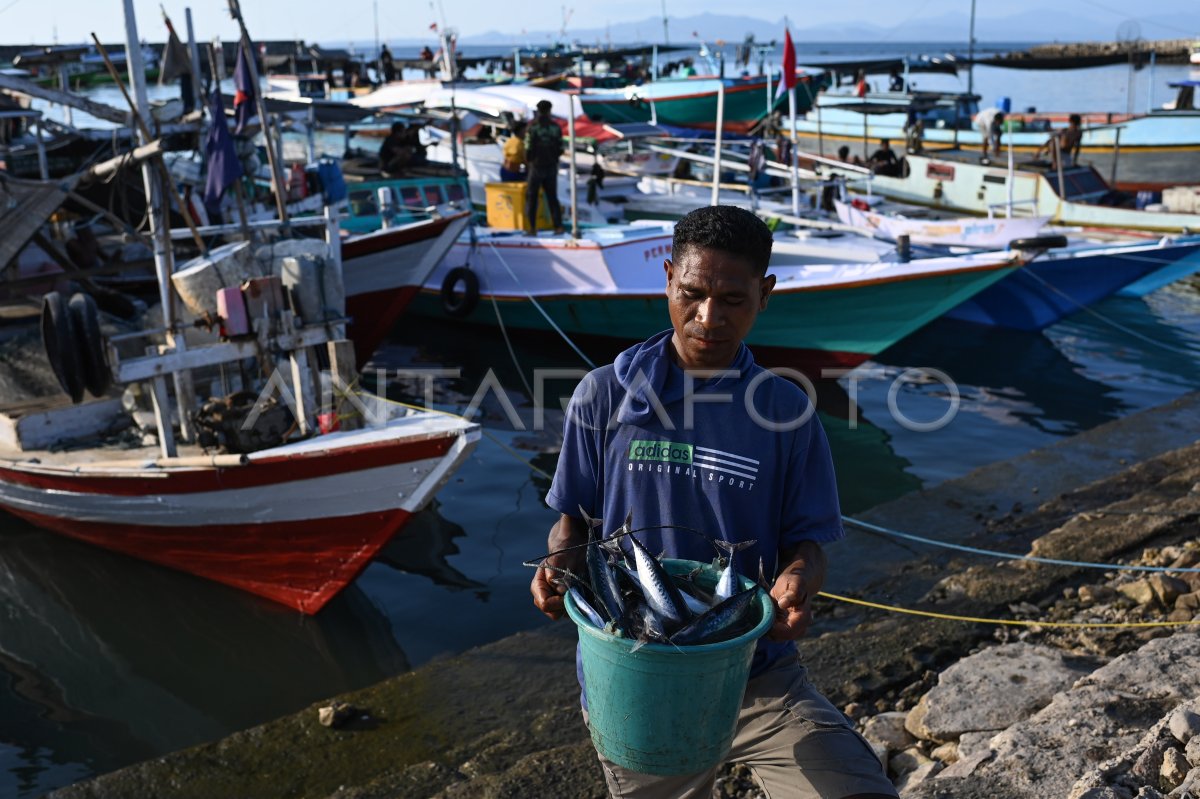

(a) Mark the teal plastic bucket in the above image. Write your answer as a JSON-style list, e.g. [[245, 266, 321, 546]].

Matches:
[[565, 558, 775, 776]]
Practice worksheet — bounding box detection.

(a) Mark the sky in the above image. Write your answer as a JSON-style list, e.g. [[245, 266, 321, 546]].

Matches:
[[0, 0, 1194, 46]]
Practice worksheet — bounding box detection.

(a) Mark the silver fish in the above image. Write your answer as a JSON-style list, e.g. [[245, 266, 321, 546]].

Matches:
[[670, 585, 762, 646], [580, 506, 625, 628], [622, 562, 709, 615], [569, 586, 606, 628], [714, 539, 757, 602], [628, 529, 690, 628]]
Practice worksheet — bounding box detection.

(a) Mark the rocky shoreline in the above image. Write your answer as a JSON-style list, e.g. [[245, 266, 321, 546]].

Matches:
[[49, 393, 1200, 799], [993, 38, 1193, 65]]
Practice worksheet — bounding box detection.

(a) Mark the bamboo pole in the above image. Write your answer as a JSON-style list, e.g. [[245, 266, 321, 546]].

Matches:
[[90, 34, 208, 255]]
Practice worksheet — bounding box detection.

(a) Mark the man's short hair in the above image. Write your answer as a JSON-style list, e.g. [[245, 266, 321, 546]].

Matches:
[[1069, 113, 1082, 125], [536, 99, 553, 113], [672, 206, 773, 276]]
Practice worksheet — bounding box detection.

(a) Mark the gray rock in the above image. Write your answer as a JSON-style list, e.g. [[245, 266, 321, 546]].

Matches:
[[936, 749, 993, 780], [1168, 766, 1200, 797], [981, 635, 1200, 799], [1135, 787, 1166, 799], [1080, 585, 1119, 605], [957, 731, 996, 762], [896, 761, 942, 798], [863, 712, 916, 752], [1161, 748, 1191, 792], [1120, 580, 1158, 606], [1133, 740, 1180, 785], [931, 741, 959, 764], [1169, 709, 1200, 745], [891, 747, 932, 778], [904, 642, 1090, 743], [1150, 575, 1191, 607], [1186, 736, 1200, 768], [1073, 789, 1134, 799]]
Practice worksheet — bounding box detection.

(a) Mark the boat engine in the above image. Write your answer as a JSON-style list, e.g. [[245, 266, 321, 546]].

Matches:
[[193, 390, 294, 454]]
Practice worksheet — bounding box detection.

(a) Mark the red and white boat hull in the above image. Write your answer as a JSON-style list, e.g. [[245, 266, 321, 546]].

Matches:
[[342, 211, 472, 364], [0, 413, 480, 613]]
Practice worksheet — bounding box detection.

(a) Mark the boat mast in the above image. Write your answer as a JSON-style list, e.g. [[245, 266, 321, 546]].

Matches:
[[373, 0, 380, 69], [661, 0, 668, 45], [967, 0, 976, 98], [120, 0, 171, 327]]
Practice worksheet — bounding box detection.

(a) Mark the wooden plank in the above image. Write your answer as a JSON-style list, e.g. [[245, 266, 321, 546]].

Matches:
[[148, 373, 178, 459], [0, 182, 69, 271], [326, 339, 361, 431], [0, 71, 130, 125], [114, 325, 336, 383], [0, 398, 124, 452]]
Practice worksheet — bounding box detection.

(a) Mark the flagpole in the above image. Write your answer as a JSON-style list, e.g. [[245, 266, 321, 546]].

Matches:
[[789, 85, 799, 215], [711, 81, 724, 206], [227, 0, 289, 230]]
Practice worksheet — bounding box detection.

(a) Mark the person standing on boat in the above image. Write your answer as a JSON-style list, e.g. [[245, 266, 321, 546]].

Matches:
[[973, 107, 1005, 163], [531, 205, 899, 799], [379, 44, 396, 83], [500, 120, 528, 182], [524, 100, 565, 235], [854, 69, 869, 98]]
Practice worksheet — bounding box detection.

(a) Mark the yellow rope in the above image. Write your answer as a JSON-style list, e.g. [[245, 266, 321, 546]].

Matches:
[[817, 591, 1200, 629], [358, 394, 1197, 631]]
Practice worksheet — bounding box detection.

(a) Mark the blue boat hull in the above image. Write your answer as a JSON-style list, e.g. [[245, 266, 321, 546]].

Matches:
[[946, 241, 1200, 330]]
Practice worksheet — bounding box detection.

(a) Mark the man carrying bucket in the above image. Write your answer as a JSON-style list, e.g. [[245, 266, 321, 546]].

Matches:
[[531, 206, 897, 798]]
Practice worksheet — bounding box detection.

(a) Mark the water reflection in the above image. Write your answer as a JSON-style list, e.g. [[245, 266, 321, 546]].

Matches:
[[874, 318, 1128, 435], [376, 502, 490, 598], [0, 524, 407, 796]]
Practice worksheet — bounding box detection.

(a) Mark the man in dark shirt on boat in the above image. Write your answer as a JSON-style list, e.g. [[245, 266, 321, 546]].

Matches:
[[379, 122, 425, 175], [531, 206, 898, 799], [379, 44, 395, 83], [868, 139, 900, 176], [524, 99, 565, 236], [1037, 113, 1083, 169]]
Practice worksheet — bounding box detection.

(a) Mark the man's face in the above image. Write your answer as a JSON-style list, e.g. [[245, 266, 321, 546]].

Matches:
[[664, 245, 775, 371]]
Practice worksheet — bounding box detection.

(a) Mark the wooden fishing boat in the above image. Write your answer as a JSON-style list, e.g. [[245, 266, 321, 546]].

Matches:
[[826, 152, 1200, 234], [407, 224, 1021, 371], [342, 209, 473, 363], [577, 73, 826, 133], [786, 83, 1200, 190], [0, 404, 478, 614]]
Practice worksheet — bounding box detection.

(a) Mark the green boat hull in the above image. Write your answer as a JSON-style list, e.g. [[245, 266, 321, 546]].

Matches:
[[578, 74, 829, 132], [409, 262, 1016, 372]]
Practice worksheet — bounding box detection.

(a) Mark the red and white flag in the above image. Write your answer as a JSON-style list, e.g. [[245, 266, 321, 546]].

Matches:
[[775, 28, 796, 100]]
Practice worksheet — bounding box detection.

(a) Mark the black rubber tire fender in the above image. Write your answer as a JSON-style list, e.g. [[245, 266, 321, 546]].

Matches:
[[68, 292, 112, 398], [40, 290, 85, 404], [440, 266, 480, 318], [1009, 235, 1069, 251]]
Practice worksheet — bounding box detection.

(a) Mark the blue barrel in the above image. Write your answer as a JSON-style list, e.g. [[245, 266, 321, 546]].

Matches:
[[565, 558, 775, 776], [997, 96, 1012, 113]]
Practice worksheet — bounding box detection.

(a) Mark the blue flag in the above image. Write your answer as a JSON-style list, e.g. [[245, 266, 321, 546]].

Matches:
[[233, 40, 256, 134], [204, 89, 243, 216]]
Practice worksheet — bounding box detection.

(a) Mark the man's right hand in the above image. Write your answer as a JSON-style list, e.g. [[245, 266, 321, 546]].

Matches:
[[530, 514, 588, 621], [531, 565, 566, 620]]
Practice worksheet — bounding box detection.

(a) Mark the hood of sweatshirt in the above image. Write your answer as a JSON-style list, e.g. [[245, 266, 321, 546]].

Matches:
[[612, 330, 755, 425]]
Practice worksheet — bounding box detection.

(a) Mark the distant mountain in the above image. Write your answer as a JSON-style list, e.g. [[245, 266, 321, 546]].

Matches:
[[458, 10, 1182, 47]]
